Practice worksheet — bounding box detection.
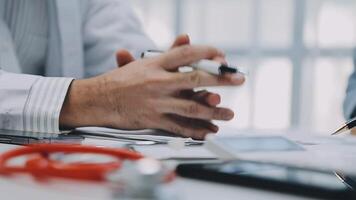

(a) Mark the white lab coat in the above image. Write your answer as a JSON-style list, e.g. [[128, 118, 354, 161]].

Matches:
[[0, 0, 155, 131]]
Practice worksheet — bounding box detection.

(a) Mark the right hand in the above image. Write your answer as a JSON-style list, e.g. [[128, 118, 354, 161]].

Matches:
[[60, 45, 245, 139]]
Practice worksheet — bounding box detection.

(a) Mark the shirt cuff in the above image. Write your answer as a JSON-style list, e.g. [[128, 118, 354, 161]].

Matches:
[[23, 77, 74, 134]]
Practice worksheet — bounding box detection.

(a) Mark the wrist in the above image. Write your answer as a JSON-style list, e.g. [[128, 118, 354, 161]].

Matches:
[[59, 78, 107, 129]]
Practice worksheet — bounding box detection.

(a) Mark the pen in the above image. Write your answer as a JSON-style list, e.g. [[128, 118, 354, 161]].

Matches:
[[141, 50, 247, 76], [334, 172, 356, 190], [331, 116, 356, 135]]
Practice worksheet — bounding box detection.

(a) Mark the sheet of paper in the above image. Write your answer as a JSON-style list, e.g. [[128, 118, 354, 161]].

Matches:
[[75, 127, 204, 145], [134, 145, 216, 160]]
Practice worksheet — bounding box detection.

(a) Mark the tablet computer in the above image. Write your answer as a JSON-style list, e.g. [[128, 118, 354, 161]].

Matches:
[[176, 160, 356, 200]]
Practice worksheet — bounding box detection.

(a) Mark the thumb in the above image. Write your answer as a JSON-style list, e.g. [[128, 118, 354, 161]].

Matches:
[[171, 34, 190, 49], [116, 49, 135, 67]]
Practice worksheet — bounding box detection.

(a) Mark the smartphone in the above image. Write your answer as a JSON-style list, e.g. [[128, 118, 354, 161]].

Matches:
[[176, 160, 356, 200]]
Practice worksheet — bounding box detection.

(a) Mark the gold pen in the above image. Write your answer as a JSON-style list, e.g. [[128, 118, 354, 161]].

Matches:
[[332, 116, 356, 135]]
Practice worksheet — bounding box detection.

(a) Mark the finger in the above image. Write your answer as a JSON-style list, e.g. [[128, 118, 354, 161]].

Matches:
[[159, 114, 218, 139], [116, 49, 135, 67], [158, 45, 223, 71], [191, 90, 221, 107], [170, 70, 245, 89], [170, 114, 219, 133], [178, 90, 196, 98], [171, 34, 190, 49], [179, 90, 220, 107], [161, 98, 234, 121]]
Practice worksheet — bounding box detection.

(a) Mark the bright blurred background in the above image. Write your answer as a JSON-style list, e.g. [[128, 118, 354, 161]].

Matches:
[[130, 0, 356, 134]]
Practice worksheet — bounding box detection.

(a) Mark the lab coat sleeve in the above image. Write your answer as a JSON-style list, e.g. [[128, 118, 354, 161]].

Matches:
[[0, 70, 73, 133], [344, 52, 356, 119], [82, 0, 156, 77]]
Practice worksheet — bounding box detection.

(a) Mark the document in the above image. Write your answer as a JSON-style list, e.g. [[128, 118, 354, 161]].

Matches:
[[75, 127, 204, 145]]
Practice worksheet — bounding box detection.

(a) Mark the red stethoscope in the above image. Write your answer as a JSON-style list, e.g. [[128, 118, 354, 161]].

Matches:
[[0, 144, 145, 181]]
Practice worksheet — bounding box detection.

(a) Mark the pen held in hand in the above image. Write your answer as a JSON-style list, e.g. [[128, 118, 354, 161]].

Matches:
[[332, 116, 356, 135], [141, 50, 248, 76]]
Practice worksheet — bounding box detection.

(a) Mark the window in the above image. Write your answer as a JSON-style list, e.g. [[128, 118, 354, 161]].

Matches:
[[131, 0, 356, 134]]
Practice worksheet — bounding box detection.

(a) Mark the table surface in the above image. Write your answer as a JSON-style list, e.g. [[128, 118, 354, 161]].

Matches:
[[0, 158, 314, 200], [1, 128, 355, 200]]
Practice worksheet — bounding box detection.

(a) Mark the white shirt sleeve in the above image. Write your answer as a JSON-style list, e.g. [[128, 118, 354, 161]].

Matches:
[[0, 70, 73, 133]]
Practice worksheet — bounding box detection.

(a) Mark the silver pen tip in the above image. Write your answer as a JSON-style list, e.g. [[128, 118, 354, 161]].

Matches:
[[331, 125, 348, 135]]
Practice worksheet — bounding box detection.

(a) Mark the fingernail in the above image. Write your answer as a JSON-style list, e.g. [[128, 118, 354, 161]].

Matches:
[[213, 125, 219, 133], [210, 125, 219, 133], [231, 74, 245, 84], [226, 110, 234, 120], [208, 94, 221, 106]]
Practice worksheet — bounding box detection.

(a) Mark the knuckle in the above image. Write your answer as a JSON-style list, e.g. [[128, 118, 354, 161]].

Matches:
[[188, 71, 202, 86], [185, 103, 200, 115], [173, 73, 185, 85]]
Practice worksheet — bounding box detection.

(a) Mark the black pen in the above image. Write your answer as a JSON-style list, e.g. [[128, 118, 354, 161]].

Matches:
[[334, 172, 356, 190], [331, 116, 356, 135]]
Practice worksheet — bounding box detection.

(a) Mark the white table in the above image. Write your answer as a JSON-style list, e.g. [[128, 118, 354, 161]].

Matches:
[[3, 126, 356, 200], [0, 140, 318, 200], [0, 165, 313, 200]]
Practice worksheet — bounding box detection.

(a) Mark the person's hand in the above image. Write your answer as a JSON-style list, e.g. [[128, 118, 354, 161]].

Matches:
[[114, 34, 225, 137], [59, 37, 245, 139], [117, 34, 224, 108]]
